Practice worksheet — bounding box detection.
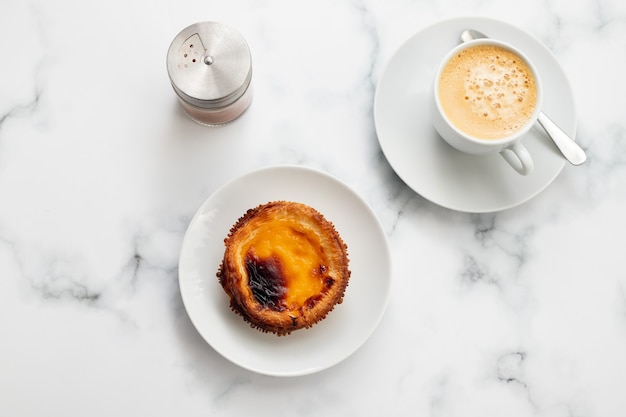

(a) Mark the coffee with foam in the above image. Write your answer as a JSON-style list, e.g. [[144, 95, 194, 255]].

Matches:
[[438, 44, 538, 140]]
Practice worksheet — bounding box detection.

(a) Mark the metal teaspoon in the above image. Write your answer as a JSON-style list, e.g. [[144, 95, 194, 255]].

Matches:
[[460, 29, 587, 166]]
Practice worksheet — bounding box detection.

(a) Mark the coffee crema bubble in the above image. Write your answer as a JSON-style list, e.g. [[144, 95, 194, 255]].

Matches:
[[438, 44, 538, 140]]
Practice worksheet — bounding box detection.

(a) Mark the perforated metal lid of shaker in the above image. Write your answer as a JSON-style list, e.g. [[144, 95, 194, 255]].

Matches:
[[166, 22, 252, 109]]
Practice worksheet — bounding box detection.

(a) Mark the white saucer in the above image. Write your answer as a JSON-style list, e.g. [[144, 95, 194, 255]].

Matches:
[[178, 166, 391, 376], [374, 17, 577, 213]]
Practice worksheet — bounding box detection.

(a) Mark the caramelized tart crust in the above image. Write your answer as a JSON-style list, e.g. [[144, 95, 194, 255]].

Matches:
[[217, 201, 350, 336]]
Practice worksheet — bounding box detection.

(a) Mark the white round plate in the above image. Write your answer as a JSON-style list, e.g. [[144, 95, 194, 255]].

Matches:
[[374, 17, 577, 213], [178, 165, 391, 376]]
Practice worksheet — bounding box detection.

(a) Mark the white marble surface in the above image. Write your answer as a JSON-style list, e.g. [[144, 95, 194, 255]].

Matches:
[[1, 0, 625, 415]]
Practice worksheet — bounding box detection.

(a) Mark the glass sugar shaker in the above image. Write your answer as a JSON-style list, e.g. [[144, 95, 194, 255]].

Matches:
[[167, 22, 253, 126]]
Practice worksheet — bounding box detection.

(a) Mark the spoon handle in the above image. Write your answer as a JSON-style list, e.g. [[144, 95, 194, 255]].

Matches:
[[537, 111, 586, 165]]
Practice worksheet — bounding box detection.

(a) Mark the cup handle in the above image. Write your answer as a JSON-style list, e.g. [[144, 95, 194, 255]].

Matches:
[[499, 142, 534, 176]]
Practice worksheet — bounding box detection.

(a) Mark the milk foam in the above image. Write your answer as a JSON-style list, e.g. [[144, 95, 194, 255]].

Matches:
[[438, 45, 538, 140]]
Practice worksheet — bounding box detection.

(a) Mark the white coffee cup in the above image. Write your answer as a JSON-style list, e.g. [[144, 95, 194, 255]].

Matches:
[[430, 39, 543, 176]]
